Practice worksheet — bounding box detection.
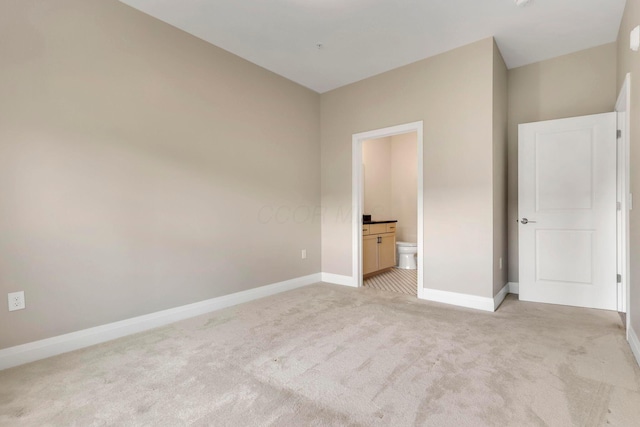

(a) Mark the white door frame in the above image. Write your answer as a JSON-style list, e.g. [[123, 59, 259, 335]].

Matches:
[[615, 73, 631, 332], [352, 121, 424, 297]]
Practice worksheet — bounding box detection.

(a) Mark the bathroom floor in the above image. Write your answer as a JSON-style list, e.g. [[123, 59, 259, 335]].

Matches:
[[363, 268, 417, 296]]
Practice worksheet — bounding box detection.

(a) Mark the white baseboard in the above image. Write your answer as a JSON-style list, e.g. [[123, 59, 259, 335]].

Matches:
[[508, 282, 519, 294], [321, 272, 357, 287], [629, 326, 640, 368], [494, 283, 509, 310], [421, 288, 495, 312], [0, 273, 321, 371]]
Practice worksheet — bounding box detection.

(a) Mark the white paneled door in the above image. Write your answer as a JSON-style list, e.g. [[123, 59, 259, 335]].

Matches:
[[518, 113, 617, 310]]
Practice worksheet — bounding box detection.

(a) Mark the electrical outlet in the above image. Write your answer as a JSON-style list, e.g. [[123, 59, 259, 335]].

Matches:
[[301, 249, 307, 260], [8, 291, 25, 311]]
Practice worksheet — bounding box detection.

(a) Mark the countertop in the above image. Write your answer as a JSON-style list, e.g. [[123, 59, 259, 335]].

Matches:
[[363, 220, 398, 224]]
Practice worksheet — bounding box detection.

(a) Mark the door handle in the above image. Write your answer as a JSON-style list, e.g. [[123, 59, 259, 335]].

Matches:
[[520, 218, 537, 224]]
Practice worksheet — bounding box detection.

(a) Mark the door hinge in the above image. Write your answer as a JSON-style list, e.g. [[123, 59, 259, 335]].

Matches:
[[617, 274, 622, 283], [617, 201, 622, 211], [617, 129, 622, 139]]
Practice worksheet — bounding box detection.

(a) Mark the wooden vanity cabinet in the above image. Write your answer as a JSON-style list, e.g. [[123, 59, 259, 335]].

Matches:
[[362, 223, 396, 276]]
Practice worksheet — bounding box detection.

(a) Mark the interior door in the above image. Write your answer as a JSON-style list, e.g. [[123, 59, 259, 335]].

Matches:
[[518, 112, 617, 310]]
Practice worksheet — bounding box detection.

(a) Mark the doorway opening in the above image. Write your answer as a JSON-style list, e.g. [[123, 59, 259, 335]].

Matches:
[[351, 121, 424, 297]]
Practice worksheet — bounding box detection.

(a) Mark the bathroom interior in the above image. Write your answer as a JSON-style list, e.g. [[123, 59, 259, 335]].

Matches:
[[362, 131, 418, 296]]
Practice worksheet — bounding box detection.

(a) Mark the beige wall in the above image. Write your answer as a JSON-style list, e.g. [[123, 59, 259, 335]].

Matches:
[[492, 41, 508, 296], [0, 0, 321, 349], [506, 43, 618, 282], [391, 133, 418, 243], [321, 38, 497, 298], [4, 0, 619, 351], [363, 137, 392, 221], [617, 0, 640, 338]]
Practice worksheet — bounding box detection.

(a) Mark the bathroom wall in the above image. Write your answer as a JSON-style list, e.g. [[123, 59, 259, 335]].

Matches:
[[391, 133, 417, 243], [362, 137, 392, 221], [362, 133, 417, 243]]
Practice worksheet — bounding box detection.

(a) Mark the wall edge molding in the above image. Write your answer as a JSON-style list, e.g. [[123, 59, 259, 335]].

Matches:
[[629, 325, 640, 368], [508, 282, 519, 294], [0, 273, 321, 371], [321, 273, 358, 287], [420, 288, 495, 312], [494, 283, 509, 310]]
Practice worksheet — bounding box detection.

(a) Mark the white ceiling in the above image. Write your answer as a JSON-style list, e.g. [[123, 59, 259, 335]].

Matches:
[[119, 0, 627, 93]]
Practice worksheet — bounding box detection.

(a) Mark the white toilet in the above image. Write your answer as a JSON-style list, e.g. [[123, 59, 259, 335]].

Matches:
[[396, 242, 418, 269]]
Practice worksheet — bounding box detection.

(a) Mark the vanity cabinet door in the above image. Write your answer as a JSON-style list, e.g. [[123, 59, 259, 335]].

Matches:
[[362, 235, 379, 275], [378, 234, 396, 270]]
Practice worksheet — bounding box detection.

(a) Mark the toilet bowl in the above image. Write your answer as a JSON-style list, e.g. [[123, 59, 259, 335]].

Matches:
[[396, 241, 417, 270]]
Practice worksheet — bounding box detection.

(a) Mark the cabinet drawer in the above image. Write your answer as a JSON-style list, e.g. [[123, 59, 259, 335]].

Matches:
[[362, 224, 370, 235], [386, 223, 396, 233], [369, 223, 387, 234]]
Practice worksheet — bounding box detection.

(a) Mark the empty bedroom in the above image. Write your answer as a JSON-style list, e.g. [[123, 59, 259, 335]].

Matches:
[[1, 0, 640, 425]]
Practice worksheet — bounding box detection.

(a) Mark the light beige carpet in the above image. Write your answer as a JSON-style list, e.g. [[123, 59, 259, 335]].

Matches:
[[364, 268, 417, 296], [1, 283, 640, 426]]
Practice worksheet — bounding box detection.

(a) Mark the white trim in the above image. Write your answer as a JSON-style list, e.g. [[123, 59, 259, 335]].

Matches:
[[494, 283, 509, 310], [352, 121, 424, 295], [421, 288, 496, 312], [0, 273, 321, 371], [615, 74, 631, 334], [508, 282, 519, 294], [629, 326, 640, 368], [321, 272, 358, 287], [352, 135, 363, 288], [417, 126, 424, 299]]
